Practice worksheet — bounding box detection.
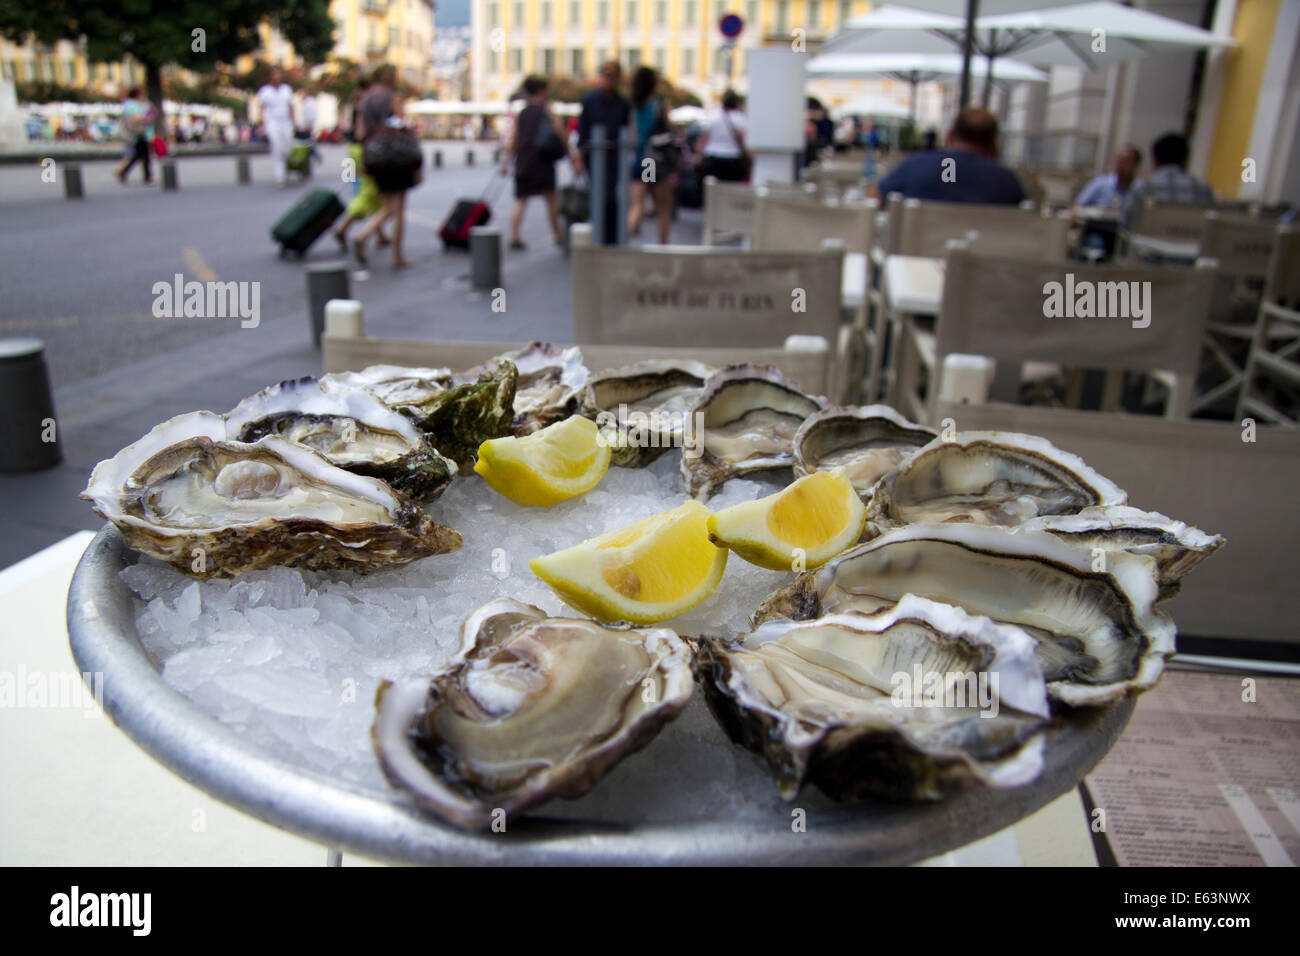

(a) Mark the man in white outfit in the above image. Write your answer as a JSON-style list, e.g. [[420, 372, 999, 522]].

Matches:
[[257, 67, 295, 187]]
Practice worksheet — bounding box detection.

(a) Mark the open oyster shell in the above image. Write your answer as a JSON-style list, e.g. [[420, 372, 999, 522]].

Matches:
[[225, 376, 457, 501], [692, 595, 1049, 802], [866, 431, 1127, 537], [458, 342, 594, 435], [753, 524, 1175, 707], [590, 359, 714, 467], [324, 361, 517, 473], [793, 405, 937, 500], [82, 411, 462, 579], [682, 365, 826, 500], [372, 598, 693, 830], [1016, 505, 1225, 601]]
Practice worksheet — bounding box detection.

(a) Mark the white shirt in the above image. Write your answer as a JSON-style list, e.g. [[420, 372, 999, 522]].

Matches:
[[703, 108, 746, 158], [257, 84, 294, 127]]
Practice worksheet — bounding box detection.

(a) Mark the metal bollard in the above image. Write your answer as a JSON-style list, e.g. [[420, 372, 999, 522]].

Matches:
[[161, 159, 178, 191], [236, 155, 251, 184], [433, 149, 443, 168], [0, 338, 62, 472], [305, 262, 351, 348], [469, 227, 501, 291], [466, 148, 475, 166], [493, 148, 501, 164], [63, 162, 83, 199]]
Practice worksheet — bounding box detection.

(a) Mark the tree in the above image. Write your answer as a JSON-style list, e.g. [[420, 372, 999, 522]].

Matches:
[[0, 0, 334, 134]]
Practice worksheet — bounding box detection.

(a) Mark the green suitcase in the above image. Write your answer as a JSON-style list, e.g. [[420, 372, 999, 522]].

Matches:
[[271, 188, 344, 258]]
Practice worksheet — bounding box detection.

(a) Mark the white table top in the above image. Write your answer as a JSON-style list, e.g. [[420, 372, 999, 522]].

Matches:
[[1075, 205, 1122, 223], [1129, 234, 1200, 261], [884, 254, 946, 315], [842, 251, 868, 309], [0, 532, 1096, 866]]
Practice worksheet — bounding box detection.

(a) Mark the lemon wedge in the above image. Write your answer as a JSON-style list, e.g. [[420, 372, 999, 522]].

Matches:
[[529, 500, 727, 624], [706, 468, 866, 571], [473, 415, 611, 506]]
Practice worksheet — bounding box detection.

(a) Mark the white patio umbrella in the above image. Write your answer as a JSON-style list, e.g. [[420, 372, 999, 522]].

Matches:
[[669, 104, 709, 125], [808, 51, 1048, 122], [832, 93, 912, 121], [825, 2, 1235, 107]]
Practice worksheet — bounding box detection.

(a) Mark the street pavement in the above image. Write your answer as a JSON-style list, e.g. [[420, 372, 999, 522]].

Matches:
[[0, 141, 706, 568]]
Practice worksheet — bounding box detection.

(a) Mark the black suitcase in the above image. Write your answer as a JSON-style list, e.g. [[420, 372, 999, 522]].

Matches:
[[439, 171, 507, 249], [272, 188, 344, 257]]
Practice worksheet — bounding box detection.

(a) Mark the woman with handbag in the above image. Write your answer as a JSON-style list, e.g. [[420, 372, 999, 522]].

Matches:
[[333, 72, 391, 252], [627, 67, 676, 244], [694, 89, 751, 183], [353, 65, 422, 269], [500, 75, 568, 251]]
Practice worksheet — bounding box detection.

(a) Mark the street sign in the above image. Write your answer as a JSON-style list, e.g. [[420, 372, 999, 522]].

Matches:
[[719, 14, 743, 39]]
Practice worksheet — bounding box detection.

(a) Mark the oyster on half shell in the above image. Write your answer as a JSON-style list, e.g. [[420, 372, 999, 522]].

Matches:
[[372, 598, 693, 830], [692, 595, 1049, 802], [82, 412, 462, 578], [458, 342, 594, 435], [590, 359, 714, 467], [753, 523, 1175, 707], [682, 365, 826, 500], [1017, 505, 1225, 601], [225, 376, 457, 501], [793, 405, 937, 499], [865, 431, 1127, 537]]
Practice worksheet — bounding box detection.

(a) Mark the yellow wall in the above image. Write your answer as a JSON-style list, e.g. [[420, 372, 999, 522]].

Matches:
[[1206, 0, 1279, 197]]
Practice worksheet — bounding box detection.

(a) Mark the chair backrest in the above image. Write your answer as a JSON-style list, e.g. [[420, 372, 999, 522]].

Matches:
[[321, 336, 836, 398], [889, 195, 1067, 259], [1198, 212, 1279, 280], [702, 177, 756, 244], [753, 191, 877, 256], [1034, 170, 1093, 210], [928, 399, 1300, 644], [816, 159, 866, 198], [935, 244, 1217, 380], [1261, 223, 1300, 307], [760, 179, 821, 198], [572, 244, 844, 349]]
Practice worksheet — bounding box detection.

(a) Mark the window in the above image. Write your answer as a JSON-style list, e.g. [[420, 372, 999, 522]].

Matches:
[[682, 47, 694, 75], [625, 1, 637, 27], [509, 48, 522, 71], [838, 0, 851, 25], [542, 48, 556, 73], [654, 47, 665, 68], [389, 25, 398, 47], [513, 1, 524, 25], [541, 1, 551, 26], [570, 48, 584, 75], [746, 0, 758, 29], [598, 0, 609, 26], [597, 47, 608, 67], [489, 2, 499, 27], [655, 0, 666, 25], [685, 0, 696, 24], [808, 0, 820, 27], [570, 0, 581, 24], [776, 0, 788, 33], [490, 50, 500, 72], [626, 47, 640, 68]]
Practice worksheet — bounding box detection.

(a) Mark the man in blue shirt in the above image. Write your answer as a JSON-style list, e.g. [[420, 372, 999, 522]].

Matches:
[[1073, 144, 1142, 258], [1123, 131, 1215, 227], [869, 107, 1025, 205]]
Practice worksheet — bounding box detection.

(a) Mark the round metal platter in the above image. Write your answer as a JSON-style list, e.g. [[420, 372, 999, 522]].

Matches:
[[68, 525, 1134, 866]]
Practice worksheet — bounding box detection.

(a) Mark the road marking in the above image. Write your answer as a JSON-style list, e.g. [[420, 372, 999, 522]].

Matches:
[[182, 246, 218, 282]]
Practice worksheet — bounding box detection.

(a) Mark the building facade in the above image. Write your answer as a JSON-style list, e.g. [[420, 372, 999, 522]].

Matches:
[[470, 0, 872, 102], [330, 0, 436, 88]]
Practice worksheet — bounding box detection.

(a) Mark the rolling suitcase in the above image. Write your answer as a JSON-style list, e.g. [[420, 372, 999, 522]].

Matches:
[[272, 187, 344, 258], [439, 171, 507, 249]]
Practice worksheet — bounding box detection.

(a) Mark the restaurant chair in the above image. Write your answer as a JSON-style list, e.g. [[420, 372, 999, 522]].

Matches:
[[890, 241, 1218, 426], [1236, 224, 1300, 426], [1120, 198, 1251, 264], [702, 177, 756, 246]]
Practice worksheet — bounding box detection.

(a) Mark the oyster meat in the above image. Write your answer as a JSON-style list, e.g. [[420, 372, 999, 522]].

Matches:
[[753, 523, 1175, 706], [866, 431, 1126, 536], [590, 359, 714, 467], [372, 598, 693, 830], [683, 365, 826, 500], [793, 405, 937, 499], [324, 360, 517, 473], [82, 411, 462, 578], [693, 595, 1048, 801], [225, 376, 457, 500], [1017, 505, 1225, 601], [458, 342, 593, 435]]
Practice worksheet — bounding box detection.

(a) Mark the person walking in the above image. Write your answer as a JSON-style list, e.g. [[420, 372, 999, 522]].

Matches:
[[333, 73, 390, 251], [626, 66, 674, 245], [694, 89, 750, 183], [574, 61, 630, 245], [257, 67, 296, 188], [501, 76, 568, 250], [114, 88, 154, 185], [353, 65, 420, 269]]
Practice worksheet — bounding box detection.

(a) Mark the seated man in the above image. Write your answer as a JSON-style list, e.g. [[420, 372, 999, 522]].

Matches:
[[1124, 131, 1214, 226], [869, 107, 1025, 205], [1073, 144, 1142, 258]]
